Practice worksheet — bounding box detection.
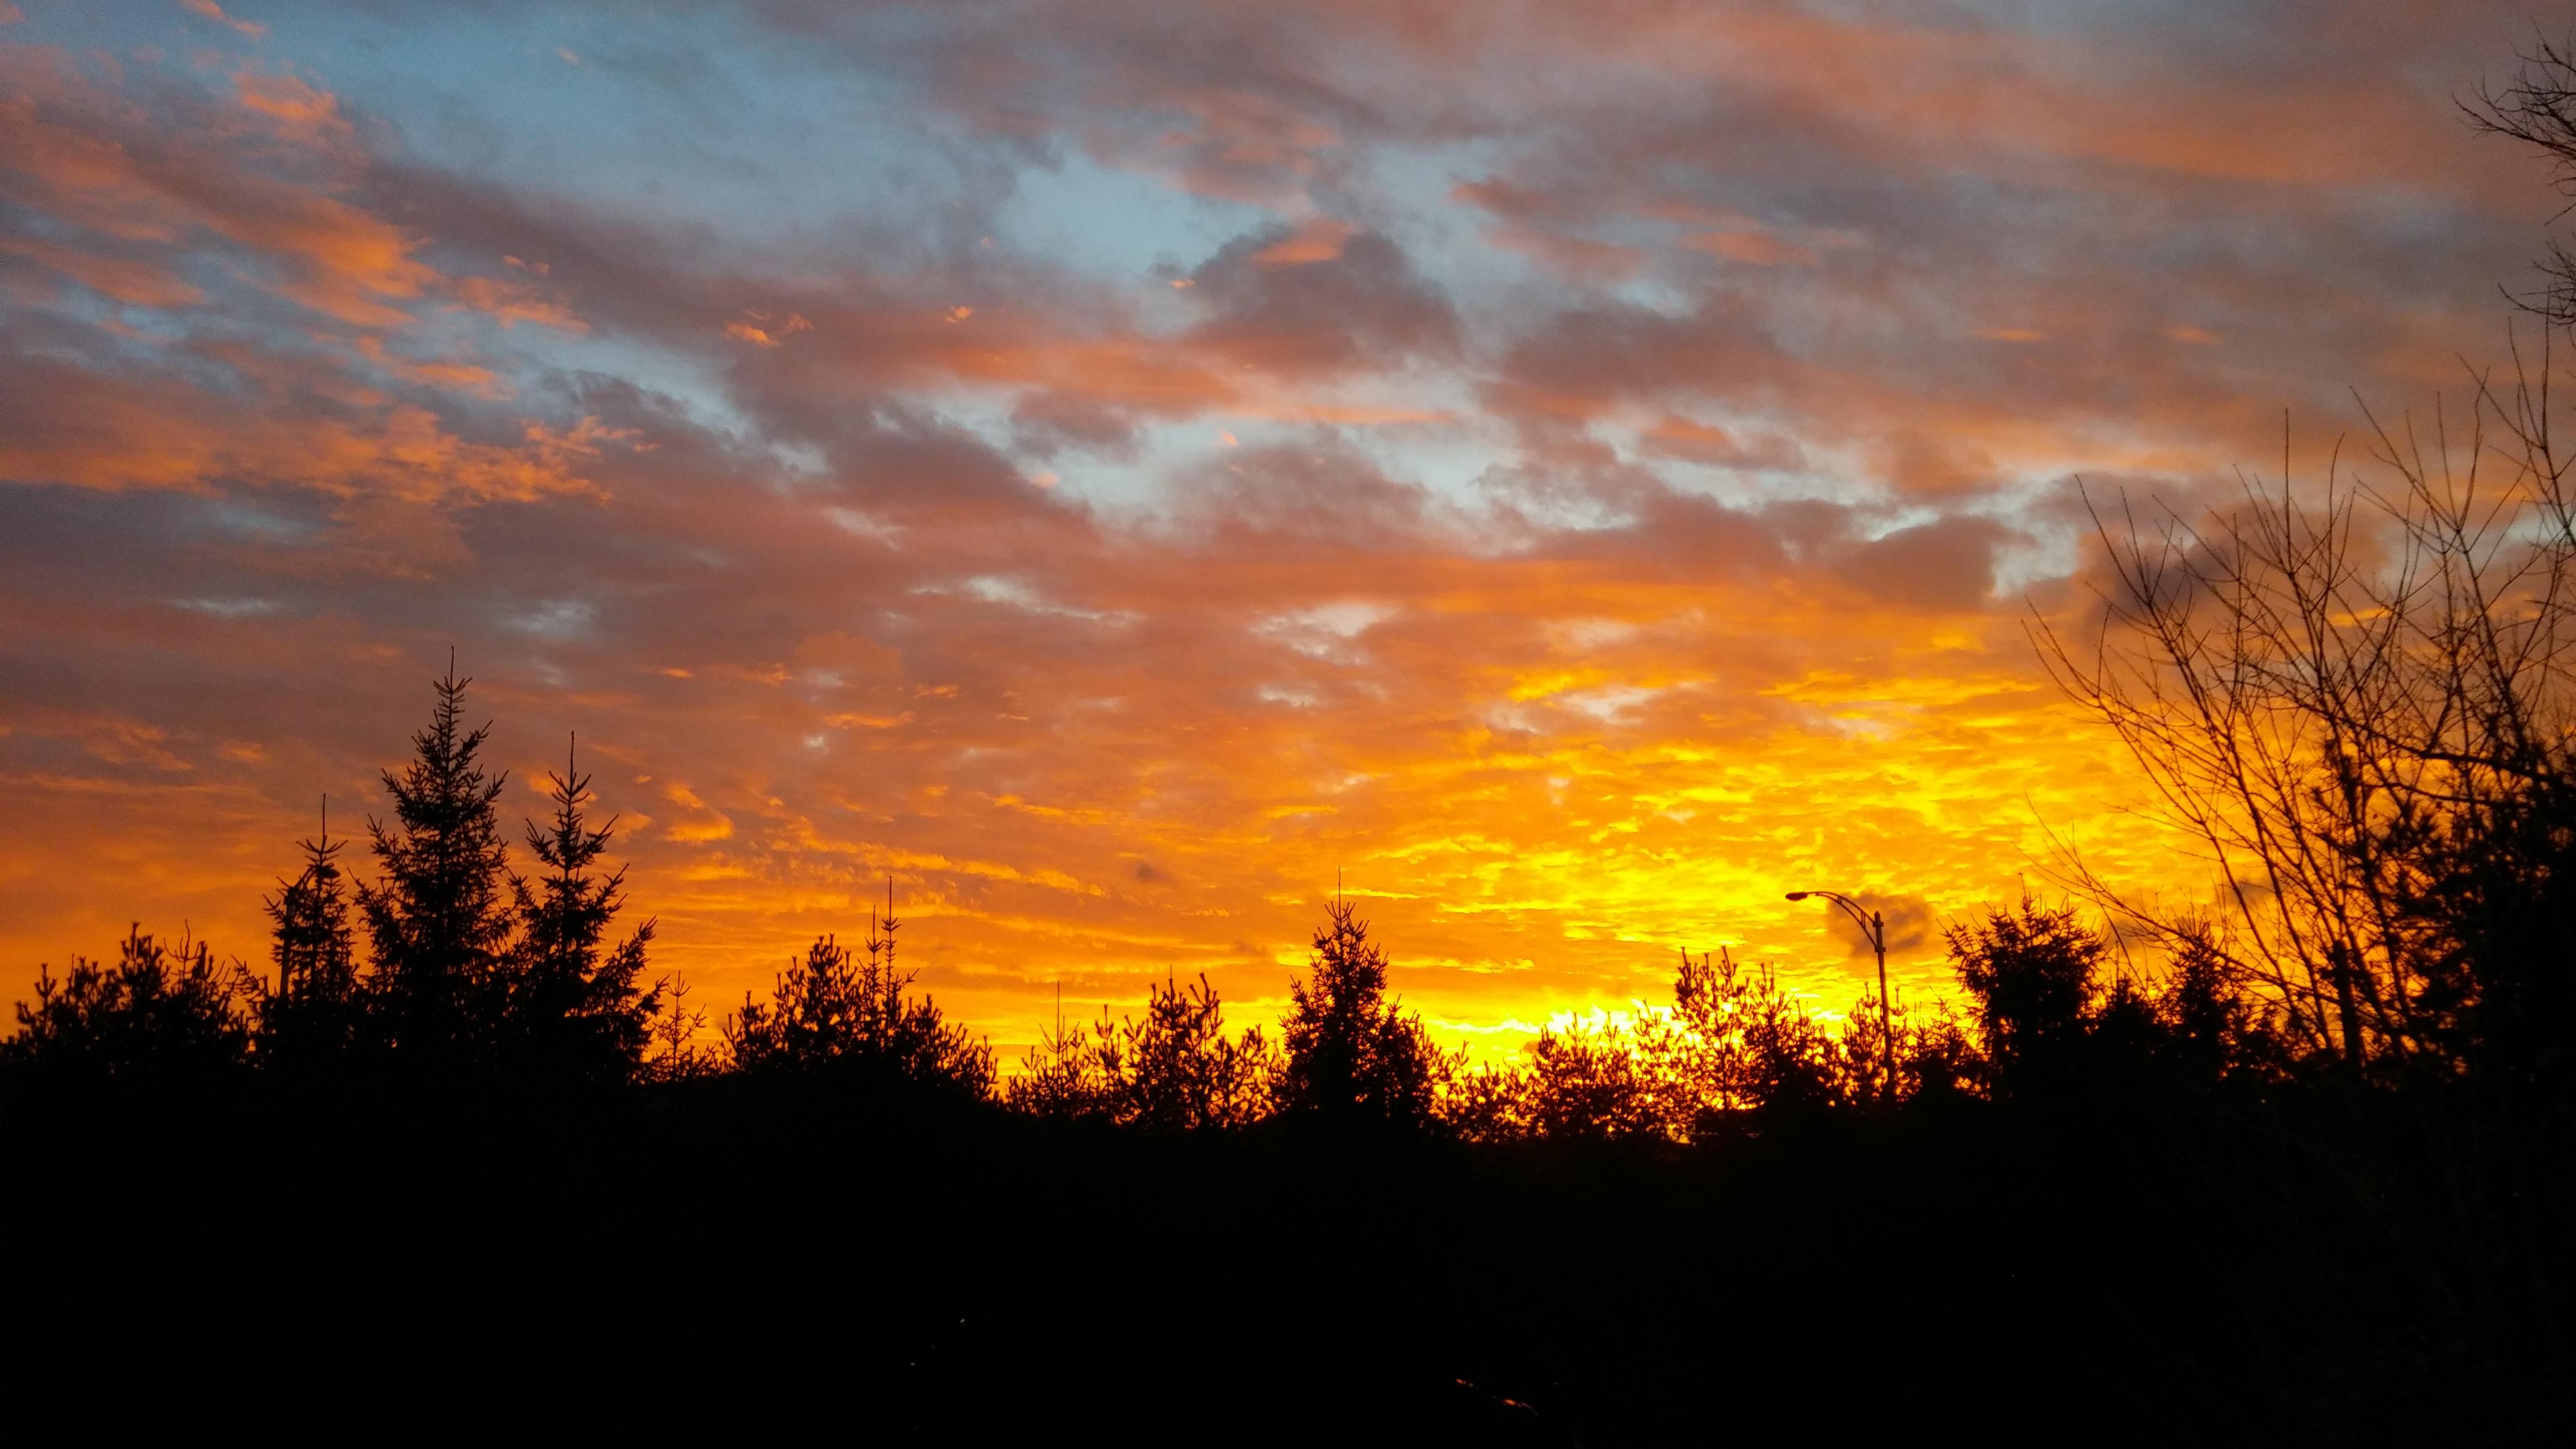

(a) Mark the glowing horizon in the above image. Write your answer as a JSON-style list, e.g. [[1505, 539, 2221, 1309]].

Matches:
[[1, 0, 2559, 1065]]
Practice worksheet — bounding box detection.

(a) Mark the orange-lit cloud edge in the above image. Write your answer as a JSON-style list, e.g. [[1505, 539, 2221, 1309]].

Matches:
[[0, 1, 2556, 1063]]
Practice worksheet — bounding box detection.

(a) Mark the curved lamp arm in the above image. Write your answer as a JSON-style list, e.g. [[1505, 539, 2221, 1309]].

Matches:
[[1786, 887, 1898, 1099], [1785, 889, 1882, 952]]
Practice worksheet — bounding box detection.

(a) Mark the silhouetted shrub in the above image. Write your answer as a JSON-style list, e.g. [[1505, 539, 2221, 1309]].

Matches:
[[3, 926, 256, 1080], [726, 929, 994, 1098], [1520, 1021, 1663, 1139], [1435, 947, 1886, 1139], [1006, 996, 1110, 1119], [1092, 974, 1271, 1129], [1438, 1060, 1532, 1142]]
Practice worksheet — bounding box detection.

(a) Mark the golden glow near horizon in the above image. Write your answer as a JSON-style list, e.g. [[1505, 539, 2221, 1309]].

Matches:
[[0, 1, 2546, 1066]]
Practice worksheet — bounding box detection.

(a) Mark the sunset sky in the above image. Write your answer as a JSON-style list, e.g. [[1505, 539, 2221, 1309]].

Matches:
[[2, 0, 2563, 1063]]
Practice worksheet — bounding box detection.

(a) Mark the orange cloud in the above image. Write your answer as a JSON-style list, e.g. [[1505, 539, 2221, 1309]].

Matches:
[[1687, 229, 1817, 268], [450, 274, 586, 332], [0, 50, 434, 327], [184, 0, 265, 40], [0, 1, 2545, 1069], [0, 235, 202, 307]]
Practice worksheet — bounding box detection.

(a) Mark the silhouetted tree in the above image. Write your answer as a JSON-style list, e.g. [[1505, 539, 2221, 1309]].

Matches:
[[2037, 362, 2572, 1099], [359, 663, 515, 1061], [1438, 1060, 1532, 1142], [1648, 948, 1853, 1123], [1521, 1021, 1663, 1139], [2141, 925, 2278, 1087], [3, 926, 255, 1079], [1436, 949, 1882, 1140], [1089, 975, 1271, 1129], [726, 905, 994, 1097], [501, 738, 660, 1084], [1944, 897, 2103, 1099], [1896, 993, 1982, 1104], [1274, 899, 1451, 1128], [2466, 28, 2576, 328], [1007, 988, 1109, 1119], [259, 804, 362, 1066], [643, 973, 720, 1083]]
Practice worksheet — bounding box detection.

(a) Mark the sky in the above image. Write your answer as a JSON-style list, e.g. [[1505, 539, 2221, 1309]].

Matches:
[[1, 0, 2564, 1064]]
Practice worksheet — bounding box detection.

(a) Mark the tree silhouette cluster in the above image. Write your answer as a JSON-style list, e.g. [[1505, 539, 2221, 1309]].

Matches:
[[1005, 901, 1450, 1131], [8, 926, 258, 1082], [0, 640, 2543, 1151], [725, 913, 995, 1098], [5, 666, 677, 1087]]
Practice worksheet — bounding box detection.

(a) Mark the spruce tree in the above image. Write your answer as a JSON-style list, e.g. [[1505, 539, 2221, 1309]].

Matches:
[[359, 661, 514, 1061], [1275, 897, 1450, 1128], [504, 735, 659, 1082], [724, 886, 993, 1095], [260, 799, 360, 1064]]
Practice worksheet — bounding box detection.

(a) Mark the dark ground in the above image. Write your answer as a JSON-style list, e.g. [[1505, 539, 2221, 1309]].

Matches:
[[5, 1080, 2556, 1443]]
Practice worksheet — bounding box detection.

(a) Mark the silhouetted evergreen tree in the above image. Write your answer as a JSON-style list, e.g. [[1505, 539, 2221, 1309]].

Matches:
[[259, 805, 361, 1066], [1945, 896, 2103, 1099], [1275, 899, 1450, 1128], [359, 663, 515, 1062], [1520, 1022, 1661, 1139], [726, 905, 993, 1097], [502, 737, 659, 1084], [2, 926, 255, 1079], [1897, 993, 1982, 1104], [1007, 988, 1108, 1119], [1090, 974, 1271, 1129], [642, 973, 720, 1082], [1436, 947, 1890, 1140]]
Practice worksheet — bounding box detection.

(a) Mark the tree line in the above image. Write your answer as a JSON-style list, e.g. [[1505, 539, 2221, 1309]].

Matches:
[[0, 658, 2369, 1143]]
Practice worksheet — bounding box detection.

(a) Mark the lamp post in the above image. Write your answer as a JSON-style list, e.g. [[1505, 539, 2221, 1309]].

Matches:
[[1786, 889, 1894, 1097]]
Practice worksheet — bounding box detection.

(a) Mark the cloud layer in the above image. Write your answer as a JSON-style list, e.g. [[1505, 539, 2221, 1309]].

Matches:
[[1, 0, 2559, 1058]]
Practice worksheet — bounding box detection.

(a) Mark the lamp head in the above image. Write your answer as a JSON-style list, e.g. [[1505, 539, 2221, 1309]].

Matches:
[[1785, 891, 1809, 902]]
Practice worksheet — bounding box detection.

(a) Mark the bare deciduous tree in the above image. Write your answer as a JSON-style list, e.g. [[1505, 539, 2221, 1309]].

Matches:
[[2466, 29, 2576, 328], [2034, 348, 2571, 1110]]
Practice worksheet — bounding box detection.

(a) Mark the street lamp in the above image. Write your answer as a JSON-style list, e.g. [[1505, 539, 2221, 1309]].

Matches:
[[1786, 889, 1894, 1097]]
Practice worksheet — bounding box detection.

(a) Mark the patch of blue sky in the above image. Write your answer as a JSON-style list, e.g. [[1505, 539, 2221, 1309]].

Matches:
[[990, 149, 1273, 284], [1957, 462, 2134, 599], [9, 2, 194, 57], [1081, 420, 1234, 516], [1367, 139, 1614, 310], [1336, 407, 1515, 518], [1335, 136, 1498, 240], [469, 310, 740, 422], [1634, 442, 1863, 515], [189, 4, 972, 255], [430, 308, 793, 485]]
